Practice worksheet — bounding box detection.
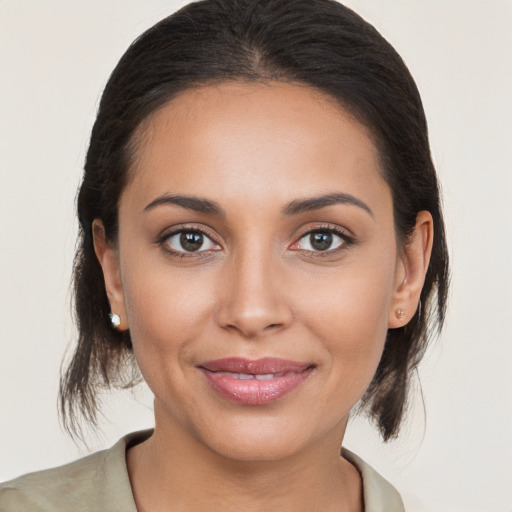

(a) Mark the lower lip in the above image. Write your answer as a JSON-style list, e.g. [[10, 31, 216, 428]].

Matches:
[[200, 368, 313, 405]]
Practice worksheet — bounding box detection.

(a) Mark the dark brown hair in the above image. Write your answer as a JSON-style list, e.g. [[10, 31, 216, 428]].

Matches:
[[60, 0, 449, 441]]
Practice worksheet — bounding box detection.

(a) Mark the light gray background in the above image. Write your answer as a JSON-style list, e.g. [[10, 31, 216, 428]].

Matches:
[[1, 1, 511, 511]]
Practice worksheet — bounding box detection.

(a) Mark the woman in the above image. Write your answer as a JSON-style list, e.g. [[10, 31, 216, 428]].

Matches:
[[0, 0, 449, 510]]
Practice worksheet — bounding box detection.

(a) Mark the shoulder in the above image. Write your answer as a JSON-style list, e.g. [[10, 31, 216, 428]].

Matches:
[[0, 430, 150, 512], [0, 449, 109, 510], [342, 448, 405, 512]]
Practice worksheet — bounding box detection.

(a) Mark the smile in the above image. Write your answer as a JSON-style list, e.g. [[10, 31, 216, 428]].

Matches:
[[212, 371, 298, 380], [198, 358, 314, 405]]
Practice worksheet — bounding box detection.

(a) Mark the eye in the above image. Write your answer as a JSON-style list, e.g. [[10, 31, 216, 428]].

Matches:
[[163, 229, 220, 254], [291, 227, 350, 253]]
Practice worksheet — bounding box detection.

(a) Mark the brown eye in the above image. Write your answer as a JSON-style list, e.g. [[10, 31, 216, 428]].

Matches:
[[180, 232, 204, 252], [310, 232, 333, 251], [293, 229, 346, 252], [165, 230, 219, 253]]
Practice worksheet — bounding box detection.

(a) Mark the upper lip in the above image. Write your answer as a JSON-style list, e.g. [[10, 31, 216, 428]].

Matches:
[[199, 357, 313, 375]]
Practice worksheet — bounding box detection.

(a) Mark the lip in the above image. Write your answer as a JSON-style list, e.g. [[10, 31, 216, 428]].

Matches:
[[198, 358, 314, 405]]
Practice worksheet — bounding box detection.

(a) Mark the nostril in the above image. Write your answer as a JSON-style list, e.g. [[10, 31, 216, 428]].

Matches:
[[220, 318, 287, 339], [215, 291, 294, 338]]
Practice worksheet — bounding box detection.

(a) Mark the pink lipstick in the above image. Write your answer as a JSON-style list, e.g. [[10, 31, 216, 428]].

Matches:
[[199, 358, 314, 405]]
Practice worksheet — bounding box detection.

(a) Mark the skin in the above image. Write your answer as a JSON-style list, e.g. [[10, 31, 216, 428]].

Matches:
[[94, 82, 433, 512]]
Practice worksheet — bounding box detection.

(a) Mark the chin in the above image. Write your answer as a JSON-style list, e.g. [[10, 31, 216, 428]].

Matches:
[[188, 409, 341, 463], [204, 429, 308, 462]]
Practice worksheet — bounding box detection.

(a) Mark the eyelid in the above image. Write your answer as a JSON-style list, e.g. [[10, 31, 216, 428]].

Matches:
[[154, 222, 354, 259], [156, 224, 222, 257], [289, 224, 355, 253]]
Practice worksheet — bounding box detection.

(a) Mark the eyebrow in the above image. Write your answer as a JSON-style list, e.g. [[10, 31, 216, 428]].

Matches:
[[143, 192, 373, 218], [282, 193, 373, 218], [143, 194, 224, 216]]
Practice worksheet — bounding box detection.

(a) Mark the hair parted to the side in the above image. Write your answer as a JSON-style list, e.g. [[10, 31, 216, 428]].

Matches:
[[60, 0, 449, 441]]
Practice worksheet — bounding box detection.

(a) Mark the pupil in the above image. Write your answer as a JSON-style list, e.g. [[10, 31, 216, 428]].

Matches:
[[311, 232, 332, 251], [180, 232, 203, 252]]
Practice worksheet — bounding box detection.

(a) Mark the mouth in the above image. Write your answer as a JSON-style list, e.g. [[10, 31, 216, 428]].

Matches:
[[198, 358, 315, 405]]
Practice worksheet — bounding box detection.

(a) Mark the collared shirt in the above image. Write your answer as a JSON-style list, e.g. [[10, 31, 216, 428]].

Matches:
[[0, 430, 404, 511]]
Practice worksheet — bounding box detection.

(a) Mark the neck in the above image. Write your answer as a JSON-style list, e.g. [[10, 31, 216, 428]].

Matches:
[[127, 410, 362, 512]]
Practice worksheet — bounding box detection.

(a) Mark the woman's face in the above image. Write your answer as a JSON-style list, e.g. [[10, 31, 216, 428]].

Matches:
[[99, 82, 417, 461]]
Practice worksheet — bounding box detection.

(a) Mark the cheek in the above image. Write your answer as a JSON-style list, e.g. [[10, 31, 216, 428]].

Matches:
[[120, 266, 220, 430], [298, 263, 395, 395], [120, 258, 216, 373], [314, 292, 389, 367]]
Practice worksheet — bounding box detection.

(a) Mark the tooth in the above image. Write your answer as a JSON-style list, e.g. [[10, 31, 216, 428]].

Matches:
[[238, 373, 254, 380], [255, 373, 275, 380]]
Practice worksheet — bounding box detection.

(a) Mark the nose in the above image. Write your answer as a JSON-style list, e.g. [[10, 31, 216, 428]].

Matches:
[[215, 246, 293, 339]]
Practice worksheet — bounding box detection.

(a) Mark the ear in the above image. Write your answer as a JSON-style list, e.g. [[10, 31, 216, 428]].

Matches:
[[92, 219, 128, 330], [388, 211, 434, 328]]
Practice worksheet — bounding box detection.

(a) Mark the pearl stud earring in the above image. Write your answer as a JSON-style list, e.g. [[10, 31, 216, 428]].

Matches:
[[109, 312, 121, 329], [395, 309, 405, 320]]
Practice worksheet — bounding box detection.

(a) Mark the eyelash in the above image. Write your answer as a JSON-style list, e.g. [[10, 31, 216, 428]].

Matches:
[[292, 224, 354, 258], [156, 226, 219, 260], [156, 224, 354, 260]]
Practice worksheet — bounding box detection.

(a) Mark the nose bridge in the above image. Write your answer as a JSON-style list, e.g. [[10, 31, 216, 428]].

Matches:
[[216, 237, 292, 338]]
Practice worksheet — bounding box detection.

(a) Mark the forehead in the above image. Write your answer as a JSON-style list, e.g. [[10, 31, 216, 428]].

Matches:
[[124, 81, 389, 213]]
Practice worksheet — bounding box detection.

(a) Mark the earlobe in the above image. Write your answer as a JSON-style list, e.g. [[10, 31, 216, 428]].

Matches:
[[92, 219, 128, 330], [388, 211, 434, 329]]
